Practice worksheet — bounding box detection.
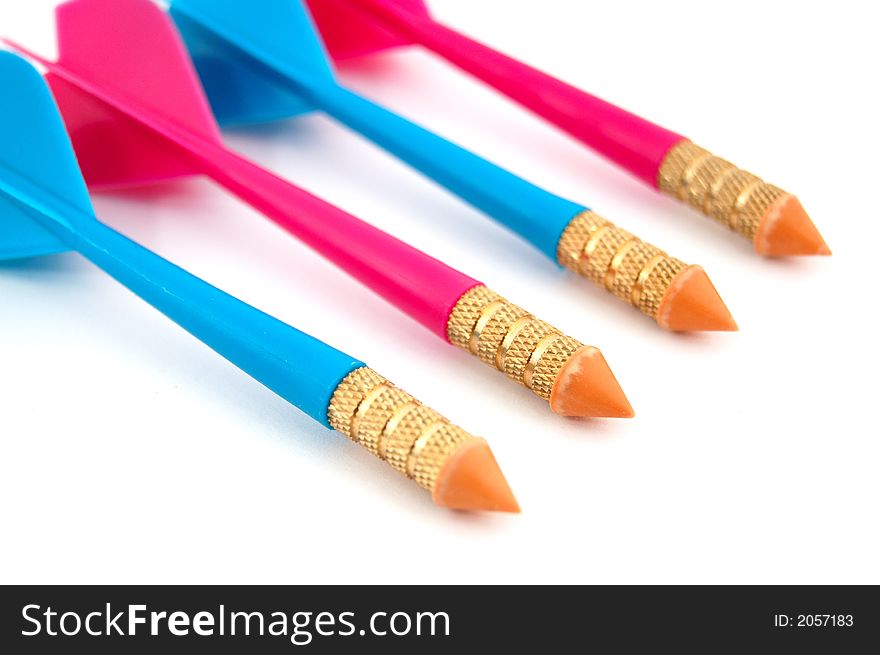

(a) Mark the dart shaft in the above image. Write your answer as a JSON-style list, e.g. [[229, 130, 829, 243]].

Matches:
[[333, 0, 685, 186], [2, 184, 361, 424], [308, 82, 583, 259], [189, 139, 478, 338]]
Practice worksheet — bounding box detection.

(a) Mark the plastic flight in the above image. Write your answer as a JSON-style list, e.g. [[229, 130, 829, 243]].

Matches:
[[161, 0, 735, 332], [307, 0, 830, 257], [4, 0, 632, 418], [0, 52, 518, 512]]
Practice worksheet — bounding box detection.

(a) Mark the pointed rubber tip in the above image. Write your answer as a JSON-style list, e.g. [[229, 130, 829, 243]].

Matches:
[[657, 266, 738, 332], [755, 194, 831, 256], [433, 439, 520, 513], [549, 346, 634, 418]]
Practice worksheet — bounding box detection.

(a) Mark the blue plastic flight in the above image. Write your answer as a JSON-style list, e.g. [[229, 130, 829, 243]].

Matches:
[[168, 0, 586, 260]]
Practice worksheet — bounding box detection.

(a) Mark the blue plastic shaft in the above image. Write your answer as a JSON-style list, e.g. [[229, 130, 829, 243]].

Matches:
[[3, 168, 363, 427], [308, 82, 586, 260]]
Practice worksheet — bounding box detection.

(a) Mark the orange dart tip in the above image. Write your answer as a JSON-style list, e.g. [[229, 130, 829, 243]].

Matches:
[[754, 194, 831, 257], [549, 346, 634, 418], [657, 266, 738, 332], [432, 439, 520, 513]]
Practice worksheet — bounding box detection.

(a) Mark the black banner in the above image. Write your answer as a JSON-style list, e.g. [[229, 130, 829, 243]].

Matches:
[[1, 585, 876, 652]]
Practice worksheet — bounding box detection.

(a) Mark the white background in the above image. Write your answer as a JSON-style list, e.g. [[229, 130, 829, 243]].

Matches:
[[1, 0, 877, 584]]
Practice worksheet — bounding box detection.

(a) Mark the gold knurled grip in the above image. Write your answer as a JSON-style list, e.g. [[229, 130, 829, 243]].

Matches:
[[657, 140, 786, 242], [327, 367, 474, 493], [556, 211, 687, 320], [446, 286, 583, 402]]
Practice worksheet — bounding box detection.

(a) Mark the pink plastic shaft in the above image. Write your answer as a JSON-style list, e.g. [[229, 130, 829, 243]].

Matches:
[[340, 0, 687, 186], [192, 141, 480, 338]]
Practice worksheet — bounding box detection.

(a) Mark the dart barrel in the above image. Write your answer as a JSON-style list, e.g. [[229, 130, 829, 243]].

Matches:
[[556, 211, 687, 322], [328, 367, 475, 492], [658, 140, 787, 244], [446, 286, 586, 403]]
